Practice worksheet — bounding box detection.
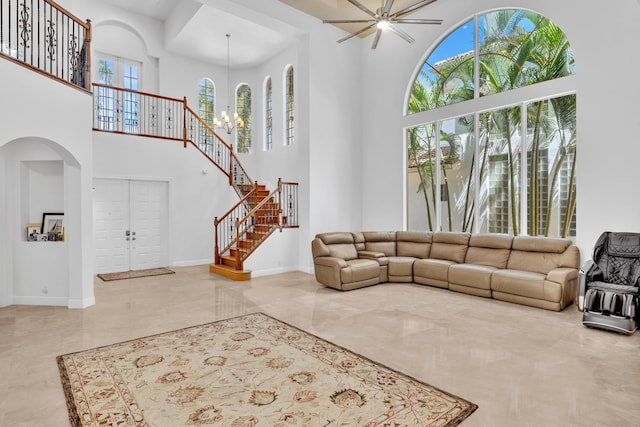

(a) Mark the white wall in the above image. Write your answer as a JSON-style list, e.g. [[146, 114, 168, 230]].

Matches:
[[358, 0, 640, 260], [92, 132, 238, 266], [0, 58, 94, 308]]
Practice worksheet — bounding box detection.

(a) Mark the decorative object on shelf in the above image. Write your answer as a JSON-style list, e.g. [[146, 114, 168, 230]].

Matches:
[[26, 223, 42, 241], [42, 212, 64, 241], [212, 34, 245, 134]]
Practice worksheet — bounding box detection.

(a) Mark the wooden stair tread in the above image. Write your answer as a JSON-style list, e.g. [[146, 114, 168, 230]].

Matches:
[[209, 263, 251, 281]]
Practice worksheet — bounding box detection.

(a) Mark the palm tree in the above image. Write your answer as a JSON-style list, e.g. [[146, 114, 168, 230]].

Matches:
[[408, 9, 575, 237]]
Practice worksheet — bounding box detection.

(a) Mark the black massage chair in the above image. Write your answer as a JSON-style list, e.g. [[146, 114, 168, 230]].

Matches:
[[579, 232, 640, 335]]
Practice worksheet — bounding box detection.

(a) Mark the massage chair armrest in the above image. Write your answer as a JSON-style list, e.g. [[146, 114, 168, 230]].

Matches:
[[577, 260, 595, 311], [358, 251, 389, 266]]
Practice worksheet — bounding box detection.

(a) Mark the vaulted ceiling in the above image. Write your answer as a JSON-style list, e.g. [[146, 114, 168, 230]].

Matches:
[[96, 0, 440, 66]]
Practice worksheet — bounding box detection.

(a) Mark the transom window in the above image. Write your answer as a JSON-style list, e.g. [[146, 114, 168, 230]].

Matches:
[[198, 78, 215, 127], [264, 76, 273, 151], [236, 84, 252, 153], [285, 65, 294, 146], [406, 9, 575, 238]]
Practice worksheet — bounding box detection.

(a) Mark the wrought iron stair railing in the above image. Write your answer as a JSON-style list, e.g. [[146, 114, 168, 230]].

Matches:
[[0, 0, 91, 91], [91, 84, 299, 277], [214, 179, 299, 272]]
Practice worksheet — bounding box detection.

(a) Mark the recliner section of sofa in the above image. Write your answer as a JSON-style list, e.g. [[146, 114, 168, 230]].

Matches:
[[311, 231, 580, 311]]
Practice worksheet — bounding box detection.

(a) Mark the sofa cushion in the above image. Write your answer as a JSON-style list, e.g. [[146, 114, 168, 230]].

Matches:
[[362, 231, 397, 256], [317, 232, 354, 245], [342, 259, 381, 284], [465, 234, 513, 268], [388, 256, 416, 282], [429, 232, 471, 263], [414, 258, 453, 281], [507, 237, 579, 275], [491, 269, 554, 301], [449, 264, 498, 290], [328, 243, 358, 261], [511, 236, 571, 253], [396, 231, 433, 258]]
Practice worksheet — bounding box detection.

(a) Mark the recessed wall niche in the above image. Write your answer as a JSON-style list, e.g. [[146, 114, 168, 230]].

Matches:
[[21, 160, 64, 241]]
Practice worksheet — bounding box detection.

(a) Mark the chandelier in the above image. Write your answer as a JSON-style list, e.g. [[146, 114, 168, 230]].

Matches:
[[213, 34, 244, 134]]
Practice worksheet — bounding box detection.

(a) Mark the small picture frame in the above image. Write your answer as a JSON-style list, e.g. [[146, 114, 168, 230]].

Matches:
[[26, 223, 41, 241], [42, 212, 64, 240]]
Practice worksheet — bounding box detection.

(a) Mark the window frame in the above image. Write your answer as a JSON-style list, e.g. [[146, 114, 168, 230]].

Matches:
[[403, 9, 576, 238]]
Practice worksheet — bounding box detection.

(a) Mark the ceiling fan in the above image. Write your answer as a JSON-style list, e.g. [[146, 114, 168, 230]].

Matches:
[[323, 0, 442, 49]]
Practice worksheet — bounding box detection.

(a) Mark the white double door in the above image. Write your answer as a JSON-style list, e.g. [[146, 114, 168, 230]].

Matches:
[[94, 179, 169, 274]]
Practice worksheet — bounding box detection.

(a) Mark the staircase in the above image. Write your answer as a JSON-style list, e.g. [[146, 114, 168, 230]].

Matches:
[[91, 83, 299, 280], [212, 179, 298, 280], [1, 1, 298, 281]]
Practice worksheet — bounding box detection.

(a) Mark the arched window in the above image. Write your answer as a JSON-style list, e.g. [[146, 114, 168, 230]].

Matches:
[[284, 65, 294, 146], [264, 76, 273, 151], [406, 9, 576, 238], [236, 84, 252, 153], [198, 78, 215, 148]]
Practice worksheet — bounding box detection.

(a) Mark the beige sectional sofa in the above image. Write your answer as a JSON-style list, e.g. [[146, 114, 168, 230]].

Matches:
[[311, 231, 580, 311]]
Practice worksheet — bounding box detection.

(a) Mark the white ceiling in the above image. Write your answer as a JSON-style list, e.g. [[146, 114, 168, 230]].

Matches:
[[96, 0, 441, 67]]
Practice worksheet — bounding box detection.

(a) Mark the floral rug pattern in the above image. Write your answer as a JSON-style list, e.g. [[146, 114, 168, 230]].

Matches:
[[58, 313, 477, 426]]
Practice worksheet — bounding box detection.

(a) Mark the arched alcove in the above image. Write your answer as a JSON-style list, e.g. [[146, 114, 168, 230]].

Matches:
[[0, 137, 93, 308]]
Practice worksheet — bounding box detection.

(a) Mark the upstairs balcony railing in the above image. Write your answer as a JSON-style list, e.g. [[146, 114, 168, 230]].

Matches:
[[92, 83, 252, 194], [0, 0, 91, 91]]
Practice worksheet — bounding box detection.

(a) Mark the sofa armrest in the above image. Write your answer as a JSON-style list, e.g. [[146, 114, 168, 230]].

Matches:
[[546, 267, 579, 309], [358, 251, 388, 266], [547, 267, 579, 284], [315, 256, 348, 269], [313, 256, 348, 289]]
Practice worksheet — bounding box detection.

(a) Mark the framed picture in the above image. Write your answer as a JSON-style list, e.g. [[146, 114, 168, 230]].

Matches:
[[42, 212, 64, 236], [26, 223, 41, 241]]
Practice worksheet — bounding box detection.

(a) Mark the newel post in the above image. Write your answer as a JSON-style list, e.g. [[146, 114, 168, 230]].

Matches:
[[183, 97, 188, 148], [214, 217, 220, 264], [85, 20, 92, 91]]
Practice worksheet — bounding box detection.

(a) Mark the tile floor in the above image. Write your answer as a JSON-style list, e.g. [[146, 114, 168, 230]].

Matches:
[[1, 266, 639, 426]]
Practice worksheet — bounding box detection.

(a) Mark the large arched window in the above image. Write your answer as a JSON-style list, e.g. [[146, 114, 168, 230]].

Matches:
[[284, 65, 294, 146], [264, 76, 273, 151], [198, 78, 215, 148], [236, 84, 252, 153], [406, 9, 576, 238]]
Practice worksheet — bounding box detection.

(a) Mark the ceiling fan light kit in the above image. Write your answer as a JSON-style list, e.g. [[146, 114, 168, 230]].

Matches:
[[323, 0, 443, 49]]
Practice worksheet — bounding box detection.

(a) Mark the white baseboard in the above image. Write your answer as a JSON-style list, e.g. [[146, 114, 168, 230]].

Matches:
[[171, 259, 213, 267], [10, 295, 69, 306], [68, 296, 96, 309], [251, 265, 312, 277]]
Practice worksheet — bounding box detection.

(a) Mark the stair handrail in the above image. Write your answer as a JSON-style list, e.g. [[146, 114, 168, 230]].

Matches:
[[92, 84, 255, 194], [184, 104, 232, 177], [213, 182, 259, 264], [0, 0, 92, 91], [229, 178, 299, 269]]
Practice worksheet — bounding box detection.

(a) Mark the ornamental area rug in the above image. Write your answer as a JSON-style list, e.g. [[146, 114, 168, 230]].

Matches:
[[57, 312, 477, 427]]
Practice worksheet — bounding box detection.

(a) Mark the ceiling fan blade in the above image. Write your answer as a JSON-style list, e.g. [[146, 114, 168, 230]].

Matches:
[[388, 24, 415, 43], [392, 18, 443, 24], [336, 22, 377, 43], [323, 19, 376, 24], [382, 0, 394, 16], [346, 0, 378, 19], [392, 0, 438, 19], [371, 29, 383, 49]]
